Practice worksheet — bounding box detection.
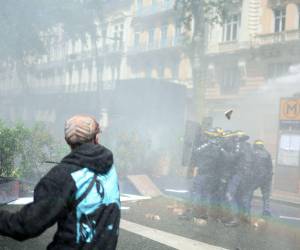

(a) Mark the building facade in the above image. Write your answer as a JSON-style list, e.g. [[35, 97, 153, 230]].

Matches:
[[205, 0, 300, 193], [1, 0, 300, 192], [126, 0, 192, 87]]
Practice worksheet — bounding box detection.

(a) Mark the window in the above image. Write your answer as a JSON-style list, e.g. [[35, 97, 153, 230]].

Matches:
[[157, 65, 164, 78], [145, 67, 152, 78], [148, 29, 155, 48], [134, 32, 140, 48], [274, 8, 286, 33], [120, 24, 124, 49], [278, 134, 300, 167], [220, 67, 240, 94], [267, 63, 290, 79], [174, 23, 183, 46], [113, 24, 123, 50], [171, 63, 179, 80], [74, 39, 82, 54], [160, 26, 168, 47], [136, 0, 143, 11], [164, 0, 174, 8], [222, 14, 240, 42], [175, 23, 182, 38]]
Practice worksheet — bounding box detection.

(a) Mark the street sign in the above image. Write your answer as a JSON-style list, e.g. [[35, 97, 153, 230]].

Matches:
[[280, 98, 300, 121]]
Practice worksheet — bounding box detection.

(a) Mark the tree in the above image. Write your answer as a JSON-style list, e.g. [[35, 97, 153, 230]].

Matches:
[[17, 122, 69, 180], [175, 0, 242, 121], [0, 0, 104, 87], [0, 120, 68, 180], [113, 132, 149, 177], [0, 121, 26, 177]]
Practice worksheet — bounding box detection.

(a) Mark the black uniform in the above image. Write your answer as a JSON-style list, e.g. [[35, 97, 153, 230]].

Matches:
[[0, 143, 120, 250], [244, 145, 273, 216], [226, 140, 254, 219], [190, 137, 222, 218]]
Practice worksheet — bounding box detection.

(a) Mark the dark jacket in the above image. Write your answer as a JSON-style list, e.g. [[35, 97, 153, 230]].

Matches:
[[235, 141, 254, 177], [0, 143, 120, 250], [253, 146, 273, 180], [192, 140, 221, 176]]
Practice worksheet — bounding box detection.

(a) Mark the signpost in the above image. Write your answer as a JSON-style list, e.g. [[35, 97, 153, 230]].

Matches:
[[275, 98, 300, 193]]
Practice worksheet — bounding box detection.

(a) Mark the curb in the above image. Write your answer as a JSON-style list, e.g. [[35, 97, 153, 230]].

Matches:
[[254, 194, 300, 207]]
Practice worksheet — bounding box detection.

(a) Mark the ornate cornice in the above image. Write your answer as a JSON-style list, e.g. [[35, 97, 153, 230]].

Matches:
[[268, 0, 300, 8]]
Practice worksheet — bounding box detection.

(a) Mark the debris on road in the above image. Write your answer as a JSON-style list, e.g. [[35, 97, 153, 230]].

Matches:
[[145, 213, 161, 221], [167, 202, 185, 215], [193, 217, 208, 226], [172, 208, 184, 216], [252, 218, 267, 230]]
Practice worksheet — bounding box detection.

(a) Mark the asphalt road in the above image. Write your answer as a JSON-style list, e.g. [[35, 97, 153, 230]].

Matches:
[[0, 175, 299, 250], [0, 196, 299, 250], [0, 227, 175, 250], [0, 205, 175, 250], [149, 176, 300, 227]]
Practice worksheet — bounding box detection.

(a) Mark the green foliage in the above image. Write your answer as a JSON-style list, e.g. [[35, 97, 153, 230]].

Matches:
[[113, 132, 150, 177], [175, 0, 243, 29], [0, 120, 68, 180], [0, 121, 26, 177]]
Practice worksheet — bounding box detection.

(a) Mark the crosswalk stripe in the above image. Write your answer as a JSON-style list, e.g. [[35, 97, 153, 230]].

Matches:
[[279, 216, 300, 221], [120, 219, 228, 250]]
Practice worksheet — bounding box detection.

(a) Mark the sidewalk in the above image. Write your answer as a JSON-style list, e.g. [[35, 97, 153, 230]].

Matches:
[[152, 176, 300, 207], [120, 175, 300, 207]]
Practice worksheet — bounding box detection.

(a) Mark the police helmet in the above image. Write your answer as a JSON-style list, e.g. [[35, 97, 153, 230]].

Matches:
[[215, 127, 225, 136], [204, 128, 218, 138], [253, 139, 264, 148], [233, 130, 250, 141]]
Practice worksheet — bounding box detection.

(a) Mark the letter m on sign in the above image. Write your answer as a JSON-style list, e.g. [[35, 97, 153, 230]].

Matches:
[[280, 99, 300, 121]]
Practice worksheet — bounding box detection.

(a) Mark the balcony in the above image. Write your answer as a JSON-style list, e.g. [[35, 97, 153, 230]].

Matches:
[[36, 44, 124, 70], [135, 0, 175, 17], [128, 35, 183, 55], [206, 41, 252, 54], [255, 30, 300, 46]]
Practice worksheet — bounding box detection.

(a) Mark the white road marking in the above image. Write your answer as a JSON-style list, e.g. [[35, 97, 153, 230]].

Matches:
[[121, 206, 130, 210], [121, 194, 152, 202], [8, 197, 33, 205], [7, 194, 150, 205], [165, 189, 189, 194], [120, 219, 228, 250], [279, 216, 300, 221]]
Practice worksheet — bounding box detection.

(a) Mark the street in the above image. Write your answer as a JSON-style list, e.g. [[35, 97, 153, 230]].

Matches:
[[0, 192, 299, 250], [1, 0, 300, 249]]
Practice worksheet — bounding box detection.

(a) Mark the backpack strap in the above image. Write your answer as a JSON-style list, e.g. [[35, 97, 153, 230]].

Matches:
[[73, 174, 97, 208]]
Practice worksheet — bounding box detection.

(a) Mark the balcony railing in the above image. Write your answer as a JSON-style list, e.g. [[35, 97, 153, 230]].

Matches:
[[36, 44, 124, 69], [255, 29, 300, 45], [206, 41, 252, 54], [135, 0, 175, 17], [128, 35, 183, 54]]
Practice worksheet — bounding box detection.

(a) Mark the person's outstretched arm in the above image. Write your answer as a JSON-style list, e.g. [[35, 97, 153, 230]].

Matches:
[[0, 167, 72, 241]]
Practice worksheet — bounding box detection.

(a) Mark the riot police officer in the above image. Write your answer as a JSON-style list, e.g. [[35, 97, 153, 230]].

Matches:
[[223, 131, 252, 226], [213, 130, 238, 222], [243, 140, 273, 217], [188, 129, 223, 220]]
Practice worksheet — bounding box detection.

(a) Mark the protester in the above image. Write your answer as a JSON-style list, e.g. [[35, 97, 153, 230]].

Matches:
[[0, 115, 120, 250]]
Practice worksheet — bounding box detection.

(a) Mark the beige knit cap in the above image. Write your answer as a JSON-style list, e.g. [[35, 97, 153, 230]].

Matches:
[[64, 115, 100, 145]]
